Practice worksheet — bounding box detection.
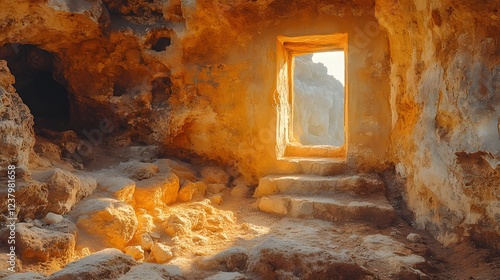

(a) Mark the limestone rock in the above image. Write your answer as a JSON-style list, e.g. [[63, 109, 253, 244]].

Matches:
[[140, 233, 154, 251], [119, 263, 184, 280], [201, 166, 229, 185], [33, 168, 97, 215], [361, 234, 426, 275], [151, 243, 173, 263], [177, 181, 207, 202], [47, 248, 137, 280], [258, 196, 288, 215], [134, 213, 156, 242], [96, 175, 136, 204], [43, 212, 64, 225], [125, 246, 145, 260], [247, 238, 368, 280], [0, 60, 35, 168], [134, 173, 180, 210], [16, 223, 75, 263], [196, 246, 248, 272], [71, 198, 138, 248], [0, 179, 48, 220]]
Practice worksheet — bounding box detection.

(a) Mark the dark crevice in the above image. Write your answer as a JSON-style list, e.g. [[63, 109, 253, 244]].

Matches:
[[0, 44, 71, 131], [152, 37, 171, 52]]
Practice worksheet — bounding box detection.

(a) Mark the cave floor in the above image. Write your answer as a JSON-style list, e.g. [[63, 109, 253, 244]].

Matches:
[[1, 143, 499, 279]]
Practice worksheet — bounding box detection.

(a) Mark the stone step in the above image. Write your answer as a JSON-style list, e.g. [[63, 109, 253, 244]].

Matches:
[[275, 157, 347, 176], [253, 174, 385, 198], [258, 195, 396, 226]]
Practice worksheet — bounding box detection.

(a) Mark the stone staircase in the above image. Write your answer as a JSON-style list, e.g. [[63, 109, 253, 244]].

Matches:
[[253, 161, 396, 226]]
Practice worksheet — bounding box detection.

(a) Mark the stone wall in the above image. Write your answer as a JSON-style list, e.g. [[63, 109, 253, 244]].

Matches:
[[376, 0, 500, 250]]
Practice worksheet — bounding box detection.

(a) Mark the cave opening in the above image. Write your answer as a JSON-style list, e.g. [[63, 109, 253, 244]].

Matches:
[[151, 37, 171, 52], [0, 44, 71, 131], [292, 51, 346, 147]]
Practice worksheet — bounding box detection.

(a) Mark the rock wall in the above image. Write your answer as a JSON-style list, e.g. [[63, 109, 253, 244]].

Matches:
[[1, 0, 497, 251], [376, 0, 500, 250]]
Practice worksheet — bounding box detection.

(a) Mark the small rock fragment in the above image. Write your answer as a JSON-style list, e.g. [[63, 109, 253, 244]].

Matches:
[[151, 243, 173, 263], [406, 233, 424, 243], [125, 246, 144, 260], [43, 212, 64, 225], [140, 233, 154, 251]]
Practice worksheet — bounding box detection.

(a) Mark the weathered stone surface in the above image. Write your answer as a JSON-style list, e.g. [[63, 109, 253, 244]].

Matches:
[[33, 168, 97, 215], [47, 248, 137, 280], [124, 246, 144, 260], [247, 238, 368, 280], [0, 60, 34, 169], [96, 175, 136, 204], [70, 198, 138, 248], [196, 246, 248, 272], [134, 173, 180, 210], [119, 263, 184, 280], [151, 243, 173, 263], [377, 0, 500, 249], [177, 180, 207, 202], [16, 223, 75, 263]]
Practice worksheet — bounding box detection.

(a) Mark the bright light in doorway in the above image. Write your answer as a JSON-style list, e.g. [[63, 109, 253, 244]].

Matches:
[[312, 51, 345, 86]]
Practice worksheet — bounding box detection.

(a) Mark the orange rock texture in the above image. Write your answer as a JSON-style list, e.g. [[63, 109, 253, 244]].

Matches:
[[0, 0, 498, 251]]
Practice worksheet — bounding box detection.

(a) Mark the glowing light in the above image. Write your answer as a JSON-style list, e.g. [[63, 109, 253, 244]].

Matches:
[[312, 51, 345, 86]]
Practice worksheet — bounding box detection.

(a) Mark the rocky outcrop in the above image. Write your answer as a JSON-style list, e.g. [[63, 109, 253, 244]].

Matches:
[[376, 0, 500, 249], [0, 60, 34, 168]]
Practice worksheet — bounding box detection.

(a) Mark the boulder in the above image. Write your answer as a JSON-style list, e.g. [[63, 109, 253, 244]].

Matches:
[[71, 198, 138, 248], [96, 175, 135, 204], [16, 223, 75, 263], [47, 248, 137, 280], [33, 169, 97, 215], [134, 173, 180, 210]]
